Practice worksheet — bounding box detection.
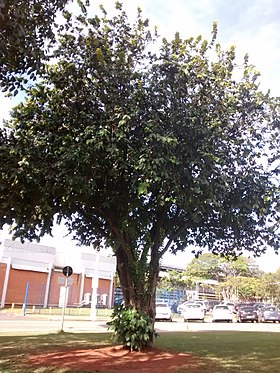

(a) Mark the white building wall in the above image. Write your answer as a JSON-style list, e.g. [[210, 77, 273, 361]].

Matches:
[[1, 239, 56, 270], [0, 238, 116, 308], [1, 239, 116, 277]]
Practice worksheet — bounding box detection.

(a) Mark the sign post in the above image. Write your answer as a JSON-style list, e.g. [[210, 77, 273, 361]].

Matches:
[[61, 266, 73, 332], [90, 253, 100, 320]]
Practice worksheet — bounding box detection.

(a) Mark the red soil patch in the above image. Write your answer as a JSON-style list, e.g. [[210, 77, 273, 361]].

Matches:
[[28, 345, 213, 372]]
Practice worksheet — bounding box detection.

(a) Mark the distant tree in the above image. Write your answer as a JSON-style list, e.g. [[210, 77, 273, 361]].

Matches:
[[0, 4, 279, 347], [184, 253, 262, 282], [158, 270, 189, 291], [184, 253, 224, 281], [257, 271, 280, 304], [217, 276, 261, 301], [220, 256, 263, 278]]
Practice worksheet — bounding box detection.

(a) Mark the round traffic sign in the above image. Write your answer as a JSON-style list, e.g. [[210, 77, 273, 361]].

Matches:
[[62, 266, 73, 277]]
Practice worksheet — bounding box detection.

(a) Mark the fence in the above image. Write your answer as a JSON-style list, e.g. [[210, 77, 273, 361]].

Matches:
[[113, 287, 186, 310], [1, 276, 112, 316], [156, 288, 185, 304]]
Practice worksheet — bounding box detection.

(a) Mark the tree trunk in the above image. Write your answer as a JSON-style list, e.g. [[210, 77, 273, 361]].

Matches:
[[0, 1, 9, 29], [115, 244, 160, 342]]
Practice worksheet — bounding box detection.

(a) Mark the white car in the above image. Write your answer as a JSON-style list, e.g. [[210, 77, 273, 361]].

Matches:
[[194, 301, 207, 313], [155, 303, 172, 321], [177, 300, 201, 314], [183, 304, 205, 322], [223, 302, 236, 313], [212, 304, 233, 322], [177, 301, 189, 314]]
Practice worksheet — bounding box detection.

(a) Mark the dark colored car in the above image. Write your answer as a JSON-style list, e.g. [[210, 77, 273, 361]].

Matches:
[[113, 297, 124, 306], [236, 306, 259, 323], [170, 301, 179, 313], [259, 306, 280, 323]]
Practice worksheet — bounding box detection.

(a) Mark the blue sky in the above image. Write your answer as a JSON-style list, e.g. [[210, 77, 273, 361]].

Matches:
[[135, 0, 280, 96], [1, 0, 279, 122], [1, 0, 279, 271]]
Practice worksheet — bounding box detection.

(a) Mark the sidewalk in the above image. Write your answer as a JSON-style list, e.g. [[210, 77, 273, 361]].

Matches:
[[0, 312, 112, 335], [0, 307, 112, 321]]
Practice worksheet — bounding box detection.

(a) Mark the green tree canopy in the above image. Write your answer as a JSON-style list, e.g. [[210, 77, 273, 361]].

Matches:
[[0, 3, 279, 346], [158, 270, 188, 291], [217, 276, 261, 302], [184, 253, 263, 282], [0, 0, 73, 93], [257, 271, 280, 304]]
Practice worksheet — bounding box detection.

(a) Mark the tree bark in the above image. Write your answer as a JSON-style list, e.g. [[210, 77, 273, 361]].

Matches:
[[115, 243, 160, 342], [0, 0, 9, 29]]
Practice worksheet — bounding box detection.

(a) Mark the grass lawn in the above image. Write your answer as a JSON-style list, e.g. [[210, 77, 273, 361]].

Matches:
[[0, 331, 280, 372], [156, 331, 280, 372]]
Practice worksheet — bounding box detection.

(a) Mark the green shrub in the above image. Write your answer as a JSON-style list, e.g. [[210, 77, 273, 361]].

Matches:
[[107, 304, 157, 351]]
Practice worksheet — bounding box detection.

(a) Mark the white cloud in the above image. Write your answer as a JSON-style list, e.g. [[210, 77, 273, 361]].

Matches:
[[225, 19, 280, 95], [117, 0, 279, 96]]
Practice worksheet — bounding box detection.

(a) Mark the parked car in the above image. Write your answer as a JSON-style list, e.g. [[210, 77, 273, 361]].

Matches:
[[212, 304, 233, 322], [183, 304, 205, 322], [177, 300, 207, 314], [170, 301, 179, 313], [113, 297, 124, 306], [235, 302, 254, 313], [209, 300, 220, 311], [259, 306, 280, 323], [194, 301, 207, 313], [177, 300, 197, 314], [155, 303, 172, 321], [236, 306, 259, 323], [223, 302, 237, 313]]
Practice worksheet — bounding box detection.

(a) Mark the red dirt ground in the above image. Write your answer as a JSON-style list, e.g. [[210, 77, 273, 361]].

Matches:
[[28, 345, 215, 372]]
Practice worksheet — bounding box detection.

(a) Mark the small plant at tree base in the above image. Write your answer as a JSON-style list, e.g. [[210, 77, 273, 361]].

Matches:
[[107, 305, 157, 352]]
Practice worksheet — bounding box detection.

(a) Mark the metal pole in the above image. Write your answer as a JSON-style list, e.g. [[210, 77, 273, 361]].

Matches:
[[39, 282, 44, 314], [23, 281, 30, 316], [90, 252, 100, 320], [61, 275, 68, 332]]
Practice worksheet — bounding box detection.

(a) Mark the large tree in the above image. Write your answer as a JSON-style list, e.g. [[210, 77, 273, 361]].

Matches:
[[0, 3, 279, 345]]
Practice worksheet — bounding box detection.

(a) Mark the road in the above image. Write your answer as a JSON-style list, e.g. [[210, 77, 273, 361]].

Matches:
[[1, 313, 280, 335], [0, 314, 109, 335]]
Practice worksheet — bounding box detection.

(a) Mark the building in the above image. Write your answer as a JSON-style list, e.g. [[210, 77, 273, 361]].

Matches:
[[0, 239, 116, 309]]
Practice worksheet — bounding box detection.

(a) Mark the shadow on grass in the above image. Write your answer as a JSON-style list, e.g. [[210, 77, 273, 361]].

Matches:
[[0, 332, 113, 373], [1, 331, 280, 372]]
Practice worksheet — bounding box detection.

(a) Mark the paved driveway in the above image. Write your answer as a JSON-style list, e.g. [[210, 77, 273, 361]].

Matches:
[[0, 314, 109, 335], [1, 313, 280, 335]]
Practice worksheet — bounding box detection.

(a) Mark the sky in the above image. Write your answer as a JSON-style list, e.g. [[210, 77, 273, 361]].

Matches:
[[1, 0, 280, 272]]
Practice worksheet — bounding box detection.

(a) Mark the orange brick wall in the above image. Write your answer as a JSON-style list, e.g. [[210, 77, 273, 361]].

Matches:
[[48, 271, 82, 306], [5, 268, 48, 306], [84, 277, 111, 306], [84, 276, 92, 296], [0, 264, 113, 307], [0, 263, 7, 300]]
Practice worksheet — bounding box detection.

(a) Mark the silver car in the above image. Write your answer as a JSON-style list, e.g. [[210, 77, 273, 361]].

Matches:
[[259, 306, 280, 323]]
